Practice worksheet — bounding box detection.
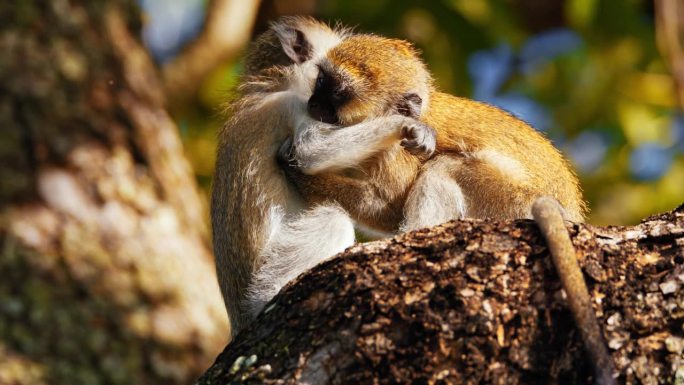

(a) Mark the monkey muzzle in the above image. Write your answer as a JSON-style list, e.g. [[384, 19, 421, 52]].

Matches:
[[307, 97, 339, 124]]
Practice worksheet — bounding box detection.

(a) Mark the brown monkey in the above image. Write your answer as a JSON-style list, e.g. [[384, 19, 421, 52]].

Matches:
[[281, 34, 585, 231], [211, 17, 356, 337], [280, 33, 615, 384], [212, 17, 435, 337]]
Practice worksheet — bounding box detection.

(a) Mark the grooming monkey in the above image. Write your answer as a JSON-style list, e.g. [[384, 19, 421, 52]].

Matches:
[[281, 34, 586, 229], [212, 15, 615, 383], [212, 17, 432, 337], [280, 34, 616, 384], [211, 17, 355, 337]]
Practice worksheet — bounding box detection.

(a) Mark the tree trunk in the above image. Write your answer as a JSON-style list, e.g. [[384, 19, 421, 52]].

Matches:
[[0, 2, 228, 384], [198, 205, 684, 385]]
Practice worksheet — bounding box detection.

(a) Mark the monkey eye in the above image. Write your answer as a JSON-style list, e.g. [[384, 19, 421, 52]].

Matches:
[[331, 88, 350, 105]]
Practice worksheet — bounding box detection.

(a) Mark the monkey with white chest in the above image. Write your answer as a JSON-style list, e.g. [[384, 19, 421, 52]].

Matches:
[[211, 18, 352, 337], [211, 17, 432, 337]]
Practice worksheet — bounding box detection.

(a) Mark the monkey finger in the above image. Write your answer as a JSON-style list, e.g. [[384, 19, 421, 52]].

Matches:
[[401, 139, 429, 156], [418, 133, 436, 155], [277, 137, 294, 161], [400, 138, 417, 149], [401, 136, 435, 156]]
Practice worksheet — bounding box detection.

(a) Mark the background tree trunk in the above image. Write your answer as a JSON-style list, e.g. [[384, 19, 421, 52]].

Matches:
[[199, 205, 683, 385], [0, 1, 228, 384], [655, 0, 684, 112], [162, 0, 261, 107]]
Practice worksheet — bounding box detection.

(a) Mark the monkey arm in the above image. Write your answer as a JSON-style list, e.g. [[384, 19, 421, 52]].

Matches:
[[281, 161, 368, 210], [288, 115, 435, 174]]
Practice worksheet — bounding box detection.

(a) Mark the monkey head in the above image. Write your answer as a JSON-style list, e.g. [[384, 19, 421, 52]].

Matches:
[[307, 35, 433, 126]]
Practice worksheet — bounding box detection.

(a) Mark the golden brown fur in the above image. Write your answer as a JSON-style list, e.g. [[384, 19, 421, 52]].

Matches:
[[289, 147, 421, 232], [283, 30, 613, 383], [286, 34, 586, 230], [327, 35, 433, 125], [426, 93, 586, 221]]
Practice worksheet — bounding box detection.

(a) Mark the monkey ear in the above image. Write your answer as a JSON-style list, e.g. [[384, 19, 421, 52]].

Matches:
[[274, 25, 313, 64], [396, 93, 423, 118]]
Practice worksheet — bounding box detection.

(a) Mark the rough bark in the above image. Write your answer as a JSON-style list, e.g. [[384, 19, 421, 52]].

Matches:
[[0, 1, 227, 384], [198, 205, 684, 385]]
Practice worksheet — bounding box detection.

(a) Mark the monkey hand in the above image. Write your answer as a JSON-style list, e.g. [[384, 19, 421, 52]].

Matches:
[[277, 137, 297, 170], [277, 136, 317, 175], [277, 137, 310, 179], [277, 137, 319, 195], [400, 120, 436, 157]]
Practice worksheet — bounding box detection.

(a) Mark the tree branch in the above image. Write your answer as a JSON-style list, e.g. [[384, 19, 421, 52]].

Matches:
[[655, 0, 684, 111], [161, 0, 261, 105], [198, 204, 684, 384]]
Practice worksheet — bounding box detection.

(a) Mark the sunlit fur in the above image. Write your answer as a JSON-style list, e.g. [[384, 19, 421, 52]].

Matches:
[[427, 93, 586, 221], [244, 204, 354, 317], [320, 35, 433, 125], [400, 155, 467, 231], [285, 33, 587, 234]]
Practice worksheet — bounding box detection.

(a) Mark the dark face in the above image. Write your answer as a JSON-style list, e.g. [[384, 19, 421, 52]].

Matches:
[[307, 66, 424, 125], [307, 68, 352, 124]]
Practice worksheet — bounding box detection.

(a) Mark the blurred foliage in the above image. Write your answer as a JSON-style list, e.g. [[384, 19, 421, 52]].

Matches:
[[143, 0, 684, 225]]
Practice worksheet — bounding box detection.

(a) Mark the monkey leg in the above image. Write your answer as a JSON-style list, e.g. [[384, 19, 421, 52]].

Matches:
[[244, 203, 355, 320], [288, 115, 435, 174], [400, 155, 467, 232], [449, 153, 539, 220]]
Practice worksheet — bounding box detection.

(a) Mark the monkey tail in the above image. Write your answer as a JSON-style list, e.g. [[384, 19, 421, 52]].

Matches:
[[531, 197, 617, 385]]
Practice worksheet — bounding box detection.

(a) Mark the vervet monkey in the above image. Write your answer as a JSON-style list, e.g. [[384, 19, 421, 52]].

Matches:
[[281, 34, 586, 229], [211, 17, 356, 337], [280, 34, 615, 384], [213, 17, 614, 384], [212, 17, 435, 337]]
